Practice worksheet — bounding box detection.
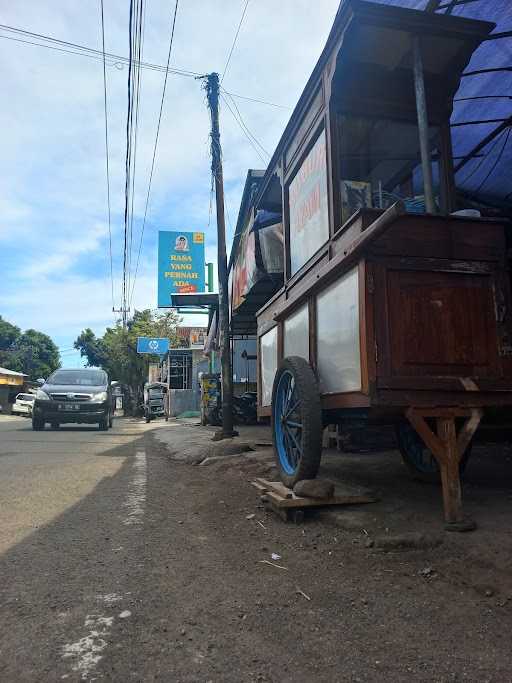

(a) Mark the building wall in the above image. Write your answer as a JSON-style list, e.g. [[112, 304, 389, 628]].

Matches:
[[169, 350, 208, 416], [0, 385, 10, 412]]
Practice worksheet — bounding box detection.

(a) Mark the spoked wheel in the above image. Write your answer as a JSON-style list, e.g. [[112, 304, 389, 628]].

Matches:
[[272, 356, 323, 488], [396, 421, 472, 484]]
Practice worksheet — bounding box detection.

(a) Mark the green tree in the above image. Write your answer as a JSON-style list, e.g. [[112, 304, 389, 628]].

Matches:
[[15, 329, 61, 380], [0, 316, 60, 380], [0, 316, 21, 367], [74, 309, 181, 409]]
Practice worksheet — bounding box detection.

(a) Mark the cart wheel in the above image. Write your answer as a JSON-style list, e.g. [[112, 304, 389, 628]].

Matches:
[[396, 421, 472, 484], [272, 356, 323, 488]]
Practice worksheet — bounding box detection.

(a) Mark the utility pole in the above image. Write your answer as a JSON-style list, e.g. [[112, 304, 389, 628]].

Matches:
[[113, 306, 130, 328], [203, 72, 235, 439]]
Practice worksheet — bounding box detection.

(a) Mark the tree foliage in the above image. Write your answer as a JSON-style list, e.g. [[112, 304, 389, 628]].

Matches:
[[0, 315, 60, 380], [74, 309, 181, 395]]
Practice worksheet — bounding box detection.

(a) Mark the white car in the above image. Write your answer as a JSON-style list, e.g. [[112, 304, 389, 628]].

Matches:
[[12, 393, 35, 417]]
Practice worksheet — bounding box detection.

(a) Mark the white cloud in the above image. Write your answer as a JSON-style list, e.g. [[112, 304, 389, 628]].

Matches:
[[0, 0, 340, 348]]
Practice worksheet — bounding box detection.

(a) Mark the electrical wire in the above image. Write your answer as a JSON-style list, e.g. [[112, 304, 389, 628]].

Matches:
[[99, 0, 115, 312], [0, 23, 198, 77], [0, 25, 290, 109], [222, 89, 291, 110], [220, 0, 249, 85], [221, 93, 268, 164], [224, 90, 271, 157], [127, 0, 146, 302], [122, 0, 139, 323], [130, 0, 180, 307]]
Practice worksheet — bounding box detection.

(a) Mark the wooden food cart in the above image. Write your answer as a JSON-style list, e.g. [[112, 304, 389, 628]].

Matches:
[[255, 1, 512, 529]]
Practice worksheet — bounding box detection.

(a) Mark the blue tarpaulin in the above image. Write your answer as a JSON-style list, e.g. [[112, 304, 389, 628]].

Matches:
[[369, 0, 512, 207]]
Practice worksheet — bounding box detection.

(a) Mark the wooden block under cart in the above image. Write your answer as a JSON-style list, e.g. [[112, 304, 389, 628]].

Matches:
[[252, 478, 378, 523]]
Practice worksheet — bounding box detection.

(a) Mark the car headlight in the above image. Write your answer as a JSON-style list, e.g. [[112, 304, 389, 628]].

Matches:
[[35, 389, 50, 401], [92, 391, 108, 402]]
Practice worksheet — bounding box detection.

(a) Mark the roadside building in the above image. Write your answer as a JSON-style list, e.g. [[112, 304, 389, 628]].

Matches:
[[148, 327, 209, 416], [0, 367, 27, 413]]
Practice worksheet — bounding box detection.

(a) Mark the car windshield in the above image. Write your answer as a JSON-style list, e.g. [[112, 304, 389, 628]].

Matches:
[[17, 394, 34, 401], [47, 370, 107, 386]]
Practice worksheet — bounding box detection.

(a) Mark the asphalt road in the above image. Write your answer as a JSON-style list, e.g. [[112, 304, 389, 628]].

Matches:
[[1, 415, 511, 682], [0, 415, 161, 681]]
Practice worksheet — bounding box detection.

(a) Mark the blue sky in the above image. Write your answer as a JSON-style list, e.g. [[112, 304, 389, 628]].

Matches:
[[0, 0, 339, 368]]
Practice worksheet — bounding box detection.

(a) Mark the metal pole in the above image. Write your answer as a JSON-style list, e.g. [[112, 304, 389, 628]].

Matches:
[[204, 73, 235, 438], [167, 350, 171, 420], [412, 35, 436, 214], [206, 262, 215, 374]]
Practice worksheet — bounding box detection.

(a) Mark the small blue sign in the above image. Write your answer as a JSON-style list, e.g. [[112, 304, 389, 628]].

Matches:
[[137, 337, 169, 355], [158, 230, 205, 307]]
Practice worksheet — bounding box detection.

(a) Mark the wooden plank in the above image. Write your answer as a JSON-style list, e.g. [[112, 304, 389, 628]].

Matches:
[[406, 408, 445, 462], [407, 407, 474, 418], [266, 492, 377, 510], [254, 479, 377, 509], [258, 479, 294, 499], [457, 408, 483, 458], [252, 480, 269, 493]]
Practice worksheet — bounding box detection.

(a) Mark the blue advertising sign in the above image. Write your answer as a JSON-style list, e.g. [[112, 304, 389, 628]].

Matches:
[[158, 230, 205, 307], [137, 337, 169, 355]]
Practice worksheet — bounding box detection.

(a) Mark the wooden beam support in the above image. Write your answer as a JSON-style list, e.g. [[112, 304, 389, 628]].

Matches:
[[437, 417, 463, 524], [406, 407, 482, 530], [457, 408, 483, 459]]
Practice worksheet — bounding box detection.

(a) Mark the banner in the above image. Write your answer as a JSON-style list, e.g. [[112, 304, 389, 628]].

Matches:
[[137, 337, 169, 354], [158, 231, 205, 307]]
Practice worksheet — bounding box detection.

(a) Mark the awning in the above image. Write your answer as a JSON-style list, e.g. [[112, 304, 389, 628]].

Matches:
[[366, 0, 512, 208], [170, 293, 219, 309]]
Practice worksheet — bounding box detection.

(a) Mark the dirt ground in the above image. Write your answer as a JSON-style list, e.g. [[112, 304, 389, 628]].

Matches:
[[153, 419, 512, 681]]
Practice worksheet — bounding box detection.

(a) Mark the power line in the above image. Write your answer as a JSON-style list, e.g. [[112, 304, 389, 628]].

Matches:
[[0, 23, 198, 77], [222, 89, 291, 110], [0, 24, 291, 109], [221, 93, 269, 164], [122, 0, 144, 326], [127, 0, 146, 304], [224, 90, 270, 157], [99, 0, 115, 312], [221, 0, 250, 85], [130, 0, 180, 307]]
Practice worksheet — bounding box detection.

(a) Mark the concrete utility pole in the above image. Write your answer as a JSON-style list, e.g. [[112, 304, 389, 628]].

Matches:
[[203, 72, 235, 439]]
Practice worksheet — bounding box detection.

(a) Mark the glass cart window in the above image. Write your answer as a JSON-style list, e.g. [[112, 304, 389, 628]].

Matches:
[[284, 304, 309, 361], [260, 327, 278, 406], [316, 267, 361, 393], [338, 115, 440, 224], [288, 130, 329, 275]]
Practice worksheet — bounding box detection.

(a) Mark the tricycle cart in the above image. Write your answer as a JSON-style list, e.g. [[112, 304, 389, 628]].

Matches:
[[255, 2, 512, 529], [143, 382, 168, 423]]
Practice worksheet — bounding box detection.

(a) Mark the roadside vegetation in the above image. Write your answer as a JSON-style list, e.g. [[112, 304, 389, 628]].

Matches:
[[0, 316, 60, 380], [74, 309, 181, 410]]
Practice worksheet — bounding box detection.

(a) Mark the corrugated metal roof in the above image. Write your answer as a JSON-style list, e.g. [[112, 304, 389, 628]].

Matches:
[[0, 367, 27, 377]]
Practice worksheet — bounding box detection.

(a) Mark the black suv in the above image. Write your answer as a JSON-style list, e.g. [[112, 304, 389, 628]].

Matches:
[[32, 368, 113, 431]]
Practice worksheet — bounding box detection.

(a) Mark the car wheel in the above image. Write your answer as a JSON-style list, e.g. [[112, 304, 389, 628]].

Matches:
[[98, 417, 108, 431], [108, 412, 113, 428], [32, 418, 45, 431]]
